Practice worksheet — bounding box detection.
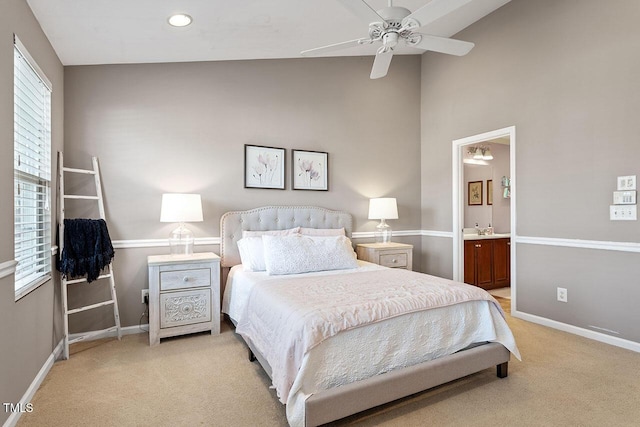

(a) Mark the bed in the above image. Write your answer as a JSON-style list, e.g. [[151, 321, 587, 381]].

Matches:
[[220, 206, 520, 426]]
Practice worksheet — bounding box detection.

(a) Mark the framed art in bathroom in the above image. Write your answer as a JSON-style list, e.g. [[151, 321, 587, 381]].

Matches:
[[468, 181, 482, 205]]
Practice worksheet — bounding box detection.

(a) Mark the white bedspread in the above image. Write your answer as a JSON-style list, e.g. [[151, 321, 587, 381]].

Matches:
[[232, 265, 521, 416]]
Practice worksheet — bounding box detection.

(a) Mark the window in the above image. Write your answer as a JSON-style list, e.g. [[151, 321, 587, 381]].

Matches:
[[14, 35, 52, 299]]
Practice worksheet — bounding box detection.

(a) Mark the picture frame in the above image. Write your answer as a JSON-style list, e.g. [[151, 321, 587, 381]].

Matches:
[[468, 181, 483, 205], [487, 180, 493, 205], [244, 144, 286, 189], [292, 149, 328, 191]]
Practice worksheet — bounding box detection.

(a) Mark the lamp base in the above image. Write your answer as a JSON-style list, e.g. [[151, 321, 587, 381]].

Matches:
[[375, 220, 392, 244], [169, 223, 194, 255]]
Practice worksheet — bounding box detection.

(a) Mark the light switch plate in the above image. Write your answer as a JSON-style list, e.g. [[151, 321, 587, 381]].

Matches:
[[613, 191, 637, 205], [617, 175, 637, 191], [610, 205, 637, 220]]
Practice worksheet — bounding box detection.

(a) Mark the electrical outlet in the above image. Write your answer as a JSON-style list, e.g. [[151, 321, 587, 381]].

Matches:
[[141, 289, 149, 304], [557, 287, 568, 303]]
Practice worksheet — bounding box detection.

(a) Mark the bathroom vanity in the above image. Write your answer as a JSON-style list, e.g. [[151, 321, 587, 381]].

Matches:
[[463, 233, 510, 290]]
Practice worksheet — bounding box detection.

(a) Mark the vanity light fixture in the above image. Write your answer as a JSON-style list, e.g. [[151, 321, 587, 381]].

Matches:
[[468, 146, 493, 161], [168, 13, 193, 27]]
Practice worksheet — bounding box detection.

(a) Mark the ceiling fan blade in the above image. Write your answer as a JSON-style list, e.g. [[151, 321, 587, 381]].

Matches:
[[412, 34, 474, 56], [301, 38, 370, 56], [337, 0, 386, 25], [370, 48, 393, 79], [404, 0, 473, 30]]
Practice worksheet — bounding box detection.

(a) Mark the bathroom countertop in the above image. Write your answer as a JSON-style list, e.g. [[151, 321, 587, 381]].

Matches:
[[463, 233, 511, 241]]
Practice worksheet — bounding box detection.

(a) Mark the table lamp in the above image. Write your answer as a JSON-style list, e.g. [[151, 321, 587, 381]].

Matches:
[[368, 197, 398, 244], [160, 193, 203, 255]]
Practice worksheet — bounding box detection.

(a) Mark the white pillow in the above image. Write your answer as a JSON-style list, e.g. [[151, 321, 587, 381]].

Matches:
[[262, 234, 358, 275], [237, 237, 266, 271], [299, 227, 345, 236], [242, 227, 300, 238]]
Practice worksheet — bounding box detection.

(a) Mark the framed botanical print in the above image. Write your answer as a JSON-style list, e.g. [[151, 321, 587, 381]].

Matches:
[[487, 179, 493, 205], [244, 144, 285, 189], [468, 181, 482, 205], [292, 149, 328, 191]]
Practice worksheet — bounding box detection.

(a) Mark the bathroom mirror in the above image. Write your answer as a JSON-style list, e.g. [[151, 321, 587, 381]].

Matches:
[[463, 141, 511, 234]]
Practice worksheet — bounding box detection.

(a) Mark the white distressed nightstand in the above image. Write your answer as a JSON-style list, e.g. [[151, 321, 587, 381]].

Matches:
[[147, 252, 220, 346], [356, 242, 413, 270]]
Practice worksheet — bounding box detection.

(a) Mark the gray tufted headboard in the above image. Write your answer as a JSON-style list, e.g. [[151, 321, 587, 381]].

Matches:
[[220, 206, 353, 268]]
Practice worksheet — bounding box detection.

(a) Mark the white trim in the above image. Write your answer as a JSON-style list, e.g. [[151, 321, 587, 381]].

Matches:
[[420, 230, 454, 238], [108, 233, 640, 253], [68, 324, 148, 341], [515, 235, 640, 253], [452, 126, 516, 284], [3, 340, 63, 427], [351, 230, 424, 239], [513, 310, 640, 353], [0, 260, 18, 279], [112, 237, 220, 249]]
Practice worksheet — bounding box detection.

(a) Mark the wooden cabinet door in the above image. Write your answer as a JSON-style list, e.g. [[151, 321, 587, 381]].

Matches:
[[463, 240, 476, 285], [475, 240, 494, 289], [493, 238, 511, 288], [464, 239, 494, 288]]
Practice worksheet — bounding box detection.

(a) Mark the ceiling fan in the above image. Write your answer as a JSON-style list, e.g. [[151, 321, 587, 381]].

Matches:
[[301, 0, 476, 79]]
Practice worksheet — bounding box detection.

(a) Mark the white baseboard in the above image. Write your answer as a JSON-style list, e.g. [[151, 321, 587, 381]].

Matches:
[[512, 310, 640, 353], [68, 324, 148, 341]]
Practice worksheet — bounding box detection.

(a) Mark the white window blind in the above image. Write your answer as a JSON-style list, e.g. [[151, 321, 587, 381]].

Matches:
[[14, 35, 52, 299]]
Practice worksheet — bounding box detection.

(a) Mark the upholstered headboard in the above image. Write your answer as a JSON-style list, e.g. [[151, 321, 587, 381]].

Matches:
[[220, 206, 352, 268]]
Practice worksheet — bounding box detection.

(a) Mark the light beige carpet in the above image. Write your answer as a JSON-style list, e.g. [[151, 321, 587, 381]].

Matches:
[[488, 287, 511, 299], [17, 305, 640, 427]]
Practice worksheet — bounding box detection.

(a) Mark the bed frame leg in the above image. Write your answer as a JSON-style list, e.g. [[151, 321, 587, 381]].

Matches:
[[497, 362, 508, 378], [248, 348, 256, 362]]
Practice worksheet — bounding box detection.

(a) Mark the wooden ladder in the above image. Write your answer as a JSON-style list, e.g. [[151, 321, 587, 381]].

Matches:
[[57, 151, 121, 359]]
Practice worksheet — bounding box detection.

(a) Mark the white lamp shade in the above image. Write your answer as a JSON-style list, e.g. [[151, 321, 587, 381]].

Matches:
[[368, 198, 399, 220], [160, 193, 203, 223]]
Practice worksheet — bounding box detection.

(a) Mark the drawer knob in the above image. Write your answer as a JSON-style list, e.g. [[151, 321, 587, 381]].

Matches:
[[183, 277, 189, 283], [392, 259, 397, 263]]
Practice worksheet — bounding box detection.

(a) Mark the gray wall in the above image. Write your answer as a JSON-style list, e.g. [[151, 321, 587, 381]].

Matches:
[[63, 56, 422, 330], [0, 0, 64, 424], [420, 0, 640, 343]]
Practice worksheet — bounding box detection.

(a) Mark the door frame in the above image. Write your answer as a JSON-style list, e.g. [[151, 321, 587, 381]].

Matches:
[[452, 126, 516, 303]]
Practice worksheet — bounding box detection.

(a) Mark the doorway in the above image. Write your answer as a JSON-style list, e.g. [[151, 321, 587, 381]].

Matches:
[[452, 126, 516, 308]]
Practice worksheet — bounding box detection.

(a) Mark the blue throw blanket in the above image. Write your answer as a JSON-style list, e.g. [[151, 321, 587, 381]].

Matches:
[[58, 219, 115, 282]]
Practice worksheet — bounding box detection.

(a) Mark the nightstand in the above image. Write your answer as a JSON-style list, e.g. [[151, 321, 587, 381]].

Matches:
[[356, 242, 413, 270], [147, 252, 220, 346]]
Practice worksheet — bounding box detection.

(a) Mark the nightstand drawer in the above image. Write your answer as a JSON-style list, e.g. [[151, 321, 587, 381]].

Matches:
[[356, 243, 413, 270], [160, 289, 211, 328], [379, 253, 408, 268], [160, 268, 211, 291]]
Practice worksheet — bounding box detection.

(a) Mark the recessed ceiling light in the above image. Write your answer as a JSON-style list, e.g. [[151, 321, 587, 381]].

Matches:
[[168, 14, 192, 27]]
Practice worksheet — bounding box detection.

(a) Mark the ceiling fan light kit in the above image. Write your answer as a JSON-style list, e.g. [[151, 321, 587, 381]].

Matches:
[[301, 0, 475, 79]]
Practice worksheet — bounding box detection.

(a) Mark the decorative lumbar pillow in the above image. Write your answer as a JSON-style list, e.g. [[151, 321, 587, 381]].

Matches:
[[299, 227, 346, 236], [262, 234, 358, 275], [237, 237, 267, 271], [242, 227, 300, 238]]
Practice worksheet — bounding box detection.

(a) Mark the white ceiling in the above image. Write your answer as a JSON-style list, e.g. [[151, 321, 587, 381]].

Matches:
[[26, 0, 510, 66]]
